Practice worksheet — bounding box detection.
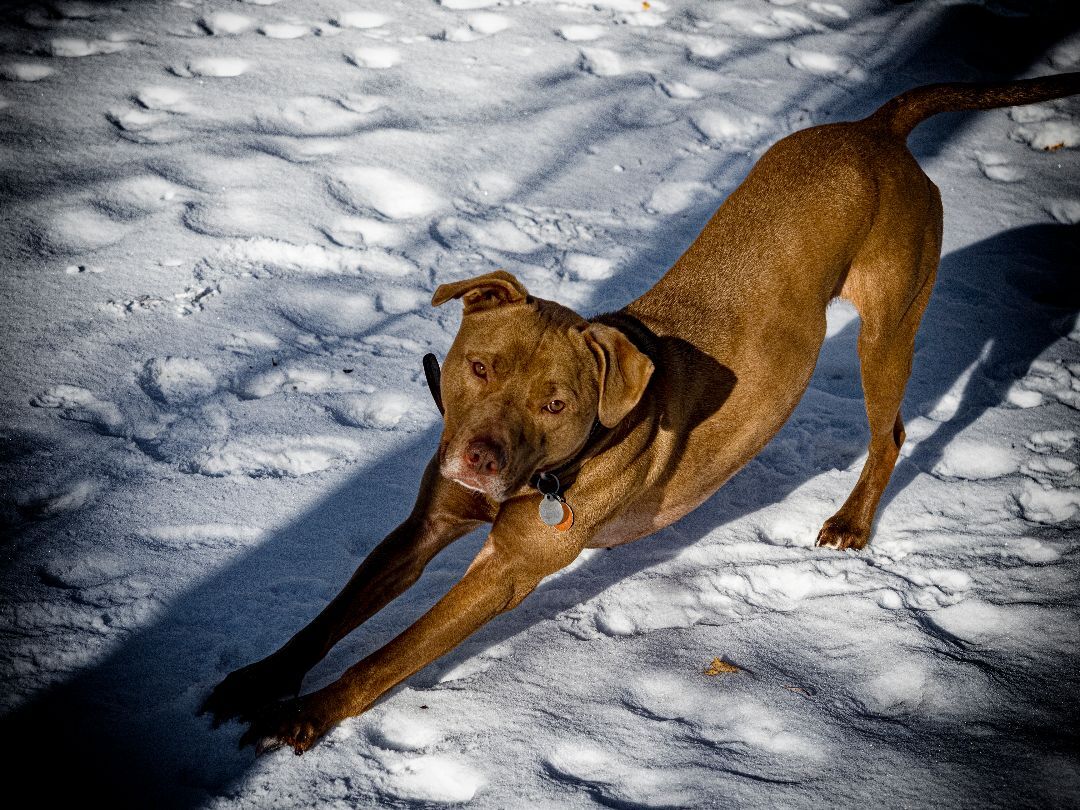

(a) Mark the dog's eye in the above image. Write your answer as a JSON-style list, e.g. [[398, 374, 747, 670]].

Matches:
[[544, 399, 565, 414], [472, 361, 487, 378]]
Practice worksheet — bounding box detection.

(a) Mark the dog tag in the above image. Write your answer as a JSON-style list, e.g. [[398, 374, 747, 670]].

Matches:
[[537, 472, 575, 531], [539, 494, 574, 531], [540, 494, 564, 525]]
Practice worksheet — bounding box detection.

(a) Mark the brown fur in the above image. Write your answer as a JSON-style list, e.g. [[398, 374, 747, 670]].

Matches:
[[202, 73, 1080, 754]]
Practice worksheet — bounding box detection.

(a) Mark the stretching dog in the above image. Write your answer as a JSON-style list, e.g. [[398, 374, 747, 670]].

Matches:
[[202, 73, 1080, 754]]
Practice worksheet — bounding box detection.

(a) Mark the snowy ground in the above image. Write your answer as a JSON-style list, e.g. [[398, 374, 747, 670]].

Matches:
[[1, 0, 1079, 806]]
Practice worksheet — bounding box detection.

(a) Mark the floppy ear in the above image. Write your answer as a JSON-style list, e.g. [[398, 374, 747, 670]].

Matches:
[[583, 323, 655, 428], [431, 270, 529, 314]]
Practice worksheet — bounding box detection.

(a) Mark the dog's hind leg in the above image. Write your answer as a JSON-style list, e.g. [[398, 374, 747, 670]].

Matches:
[[201, 456, 492, 725], [817, 194, 942, 550]]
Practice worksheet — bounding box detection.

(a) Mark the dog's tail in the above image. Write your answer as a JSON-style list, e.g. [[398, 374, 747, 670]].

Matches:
[[868, 72, 1080, 139]]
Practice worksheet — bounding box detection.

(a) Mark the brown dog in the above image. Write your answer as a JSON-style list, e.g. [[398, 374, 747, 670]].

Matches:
[[202, 73, 1080, 754]]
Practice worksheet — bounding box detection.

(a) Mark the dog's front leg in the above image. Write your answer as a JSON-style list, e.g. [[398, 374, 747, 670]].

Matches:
[[201, 456, 492, 726], [242, 503, 583, 755]]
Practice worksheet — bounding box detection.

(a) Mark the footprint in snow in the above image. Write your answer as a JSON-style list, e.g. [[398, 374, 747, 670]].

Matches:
[[976, 151, 1024, 183], [30, 385, 126, 436], [187, 435, 365, 478], [138, 357, 218, 404], [0, 63, 56, 81], [715, 6, 822, 38], [183, 191, 276, 238], [199, 12, 255, 35], [1013, 360, 1080, 410], [280, 288, 380, 337], [1048, 35, 1080, 70], [558, 24, 605, 42], [36, 206, 131, 252], [222, 330, 281, 356], [324, 215, 406, 249], [47, 38, 127, 56], [1014, 480, 1080, 524], [328, 166, 446, 220], [254, 95, 377, 137], [658, 79, 702, 100], [807, 2, 850, 20], [365, 711, 440, 752], [1011, 120, 1080, 151], [347, 47, 401, 70], [644, 181, 712, 215], [931, 442, 1018, 481], [332, 391, 429, 431], [686, 36, 732, 66], [371, 754, 482, 804], [579, 48, 624, 77], [332, 10, 389, 29], [787, 49, 864, 81], [438, 0, 502, 9], [135, 85, 193, 114], [15, 479, 99, 521], [172, 56, 251, 78], [443, 12, 510, 42], [545, 742, 698, 807], [1025, 429, 1077, 454], [1046, 199, 1080, 225], [691, 105, 769, 146], [1020, 456, 1078, 486], [236, 365, 368, 400], [259, 22, 311, 39], [563, 253, 616, 281], [93, 174, 187, 219], [434, 215, 538, 254]]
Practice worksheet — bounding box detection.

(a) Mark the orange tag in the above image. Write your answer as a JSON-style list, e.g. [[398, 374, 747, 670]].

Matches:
[[555, 501, 574, 532]]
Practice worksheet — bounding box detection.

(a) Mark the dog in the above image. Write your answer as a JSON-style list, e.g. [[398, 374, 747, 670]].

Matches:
[[202, 73, 1080, 754]]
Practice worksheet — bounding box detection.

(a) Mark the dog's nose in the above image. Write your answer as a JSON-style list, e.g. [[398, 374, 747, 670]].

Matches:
[[464, 439, 505, 476]]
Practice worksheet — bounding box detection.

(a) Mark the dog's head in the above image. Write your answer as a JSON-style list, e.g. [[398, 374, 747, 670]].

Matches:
[[432, 270, 654, 501]]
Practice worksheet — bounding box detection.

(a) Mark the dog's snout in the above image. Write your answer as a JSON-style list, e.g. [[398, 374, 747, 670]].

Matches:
[[464, 439, 505, 476]]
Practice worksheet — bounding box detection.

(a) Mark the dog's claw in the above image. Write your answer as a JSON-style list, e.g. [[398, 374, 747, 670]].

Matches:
[[239, 697, 326, 756], [816, 516, 870, 550]]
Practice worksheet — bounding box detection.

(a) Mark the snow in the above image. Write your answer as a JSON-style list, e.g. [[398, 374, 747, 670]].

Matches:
[[1, 0, 1078, 807]]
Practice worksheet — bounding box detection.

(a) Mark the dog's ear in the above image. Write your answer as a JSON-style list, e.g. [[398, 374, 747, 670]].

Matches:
[[583, 323, 654, 428], [431, 270, 529, 314]]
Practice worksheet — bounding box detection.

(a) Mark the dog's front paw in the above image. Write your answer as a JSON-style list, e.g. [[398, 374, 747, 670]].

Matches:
[[815, 515, 870, 550], [200, 657, 304, 728], [240, 697, 333, 756]]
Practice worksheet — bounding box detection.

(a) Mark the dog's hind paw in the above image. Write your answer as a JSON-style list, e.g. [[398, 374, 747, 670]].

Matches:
[[815, 515, 870, 550]]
